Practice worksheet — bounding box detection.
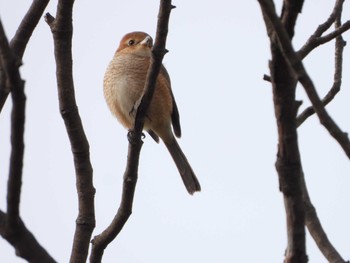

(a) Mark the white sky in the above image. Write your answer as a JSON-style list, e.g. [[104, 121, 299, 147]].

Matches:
[[1, 0, 350, 262]]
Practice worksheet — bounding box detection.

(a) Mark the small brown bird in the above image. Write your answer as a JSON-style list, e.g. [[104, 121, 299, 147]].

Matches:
[[103, 31, 201, 195]]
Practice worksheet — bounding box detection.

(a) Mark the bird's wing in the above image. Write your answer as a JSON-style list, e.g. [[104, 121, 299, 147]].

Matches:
[[161, 65, 181, 138]]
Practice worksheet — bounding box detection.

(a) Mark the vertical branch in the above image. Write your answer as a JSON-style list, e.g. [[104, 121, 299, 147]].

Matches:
[[0, 20, 25, 226], [258, 0, 308, 262], [90, 1, 174, 262], [45, 0, 95, 262]]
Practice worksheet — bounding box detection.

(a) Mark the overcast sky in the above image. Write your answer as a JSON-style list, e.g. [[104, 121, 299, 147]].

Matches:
[[1, 1, 350, 262]]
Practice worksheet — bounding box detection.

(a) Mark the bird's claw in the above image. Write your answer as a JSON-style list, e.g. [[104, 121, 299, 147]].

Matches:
[[127, 130, 145, 145]]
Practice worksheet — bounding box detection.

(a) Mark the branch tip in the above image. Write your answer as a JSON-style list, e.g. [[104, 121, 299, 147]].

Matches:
[[44, 13, 55, 25], [263, 74, 271, 82], [296, 100, 303, 108]]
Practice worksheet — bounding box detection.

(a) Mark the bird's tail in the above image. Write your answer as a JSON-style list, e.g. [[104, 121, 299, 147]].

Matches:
[[164, 138, 201, 195]]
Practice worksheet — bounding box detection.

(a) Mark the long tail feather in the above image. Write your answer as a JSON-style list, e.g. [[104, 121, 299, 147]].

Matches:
[[164, 139, 201, 195]]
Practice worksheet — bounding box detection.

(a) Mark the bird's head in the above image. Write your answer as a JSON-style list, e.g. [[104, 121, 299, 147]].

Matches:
[[116, 31, 153, 57]]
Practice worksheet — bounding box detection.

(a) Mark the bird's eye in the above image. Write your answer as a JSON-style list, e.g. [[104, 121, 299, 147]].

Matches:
[[128, 39, 135, 46]]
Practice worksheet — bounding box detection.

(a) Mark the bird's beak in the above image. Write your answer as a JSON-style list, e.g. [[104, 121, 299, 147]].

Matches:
[[140, 36, 153, 48]]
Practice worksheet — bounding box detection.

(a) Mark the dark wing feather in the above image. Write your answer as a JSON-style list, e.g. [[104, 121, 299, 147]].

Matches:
[[160, 65, 181, 138]]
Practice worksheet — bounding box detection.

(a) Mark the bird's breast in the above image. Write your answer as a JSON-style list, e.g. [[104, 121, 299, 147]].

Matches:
[[103, 54, 150, 128]]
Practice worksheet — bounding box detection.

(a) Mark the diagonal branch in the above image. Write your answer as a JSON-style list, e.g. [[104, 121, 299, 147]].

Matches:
[[0, 210, 56, 262], [10, 0, 51, 58], [89, 1, 174, 262], [0, 0, 50, 113], [299, 17, 347, 263], [45, 1, 95, 262], [298, 21, 350, 59], [300, 172, 346, 263], [297, 0, 347, 59]]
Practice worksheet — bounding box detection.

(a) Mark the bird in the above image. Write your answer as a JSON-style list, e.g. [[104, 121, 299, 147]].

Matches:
[[103, 31, 201, 195]]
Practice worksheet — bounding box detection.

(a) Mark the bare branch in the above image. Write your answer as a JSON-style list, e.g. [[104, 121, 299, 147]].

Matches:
[[297, 24, 345, 127], [298, 21, 350, 60], [45, 1, 95, 262], [260, 1, 349, 261], [10, 0, 50, 58], [299, 16, 347, 263], [90, 1, 175, 262], [0, 17, 25, 229], [0, 0, 50, 113], [298, 0, 347, 59], [300, 174, 346, 263], [260, 0, 307, 262]]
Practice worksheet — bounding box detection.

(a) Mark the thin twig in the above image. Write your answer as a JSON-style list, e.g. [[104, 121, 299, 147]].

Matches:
[[90, 1, 174, 262], [297, 24, 345, 127], [298, 0, 346, 59], [10, 0, 50, 58], [300, 172, 346, 263], [45, 1, 95, 262]]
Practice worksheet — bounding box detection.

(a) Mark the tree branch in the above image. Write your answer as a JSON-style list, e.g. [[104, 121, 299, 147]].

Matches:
[[0, 17, 25, 232], [45, 1, 95, 262], [258, 0, 308, 262], [297, 18, 345, 127], [0, 18, 56, 263], [0, 0, 50, 113], [301, 21, 350, 55], [297, 0, 347, 59], [259, 0, 349, 261], [300, 173, 346, 263], [90, 1, 174, 262], [298, 16, 347, 263], [0, 210, 56, 262]]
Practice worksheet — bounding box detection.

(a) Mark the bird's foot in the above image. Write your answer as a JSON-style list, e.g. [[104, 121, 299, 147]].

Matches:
[[127, 130, 145, 145]]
